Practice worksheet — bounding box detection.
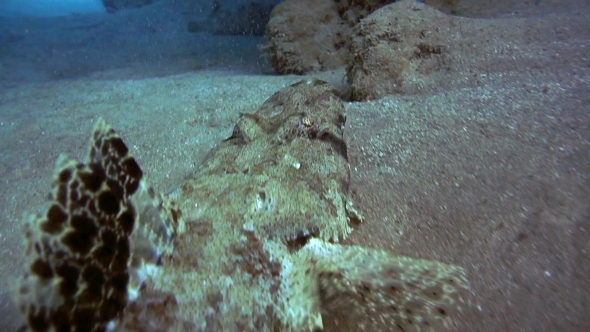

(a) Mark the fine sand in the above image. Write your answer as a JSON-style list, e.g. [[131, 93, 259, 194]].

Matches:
[[0, 2, 588, 332]]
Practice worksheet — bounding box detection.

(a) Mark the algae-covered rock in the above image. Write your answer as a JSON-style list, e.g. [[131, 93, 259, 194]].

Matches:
[[347, 0, 454, 100], [17, 80, 469, 332], [263, 0, 395, 75], [263, 0, 349, 74]]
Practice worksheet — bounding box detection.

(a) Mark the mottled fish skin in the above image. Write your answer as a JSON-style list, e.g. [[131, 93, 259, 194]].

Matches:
[[17, 80, 469, 332]]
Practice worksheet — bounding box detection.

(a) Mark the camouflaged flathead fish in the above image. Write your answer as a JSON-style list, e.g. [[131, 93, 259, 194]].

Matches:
[[17, 80, 469, 332]]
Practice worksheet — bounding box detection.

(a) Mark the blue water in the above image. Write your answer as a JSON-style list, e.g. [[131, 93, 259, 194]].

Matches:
[[0, 0, 106, 17], [0, 0, 274, 89]]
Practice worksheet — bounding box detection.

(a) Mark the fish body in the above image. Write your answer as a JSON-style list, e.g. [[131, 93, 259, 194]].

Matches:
[[18, 80, 468, 332]]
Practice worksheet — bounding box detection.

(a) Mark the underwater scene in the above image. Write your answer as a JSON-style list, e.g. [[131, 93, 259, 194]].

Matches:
[[0, 0, 588, 331]]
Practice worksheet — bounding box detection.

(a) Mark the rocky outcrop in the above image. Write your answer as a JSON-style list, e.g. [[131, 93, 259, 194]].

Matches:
[[263, 0, 349, 74], [263, 0, 584, 79], [263, 0, 395, 75], [346, 0, 455, 100], [345, 0, 576, 100]]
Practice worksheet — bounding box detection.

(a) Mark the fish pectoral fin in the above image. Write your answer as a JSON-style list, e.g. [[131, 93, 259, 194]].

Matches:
[[300, 238, 469, 331]]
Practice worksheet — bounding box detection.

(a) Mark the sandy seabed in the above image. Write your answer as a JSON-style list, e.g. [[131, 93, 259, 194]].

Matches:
[[0, 2, 589, 331]]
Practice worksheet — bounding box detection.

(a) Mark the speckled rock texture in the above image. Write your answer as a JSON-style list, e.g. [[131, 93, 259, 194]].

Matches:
[[346, 0, 588, 101], [346, 0, 456, 100], [263, 0, 395, 74], [17, 80, 468, 332], [264, 0, 587, 78]]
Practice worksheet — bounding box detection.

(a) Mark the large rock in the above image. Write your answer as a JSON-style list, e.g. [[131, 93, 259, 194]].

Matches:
[[346, 0, 456, 100], [263, 0, 586, 77], [263, 0, 395, 74], [346, 0, 590, 101]]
